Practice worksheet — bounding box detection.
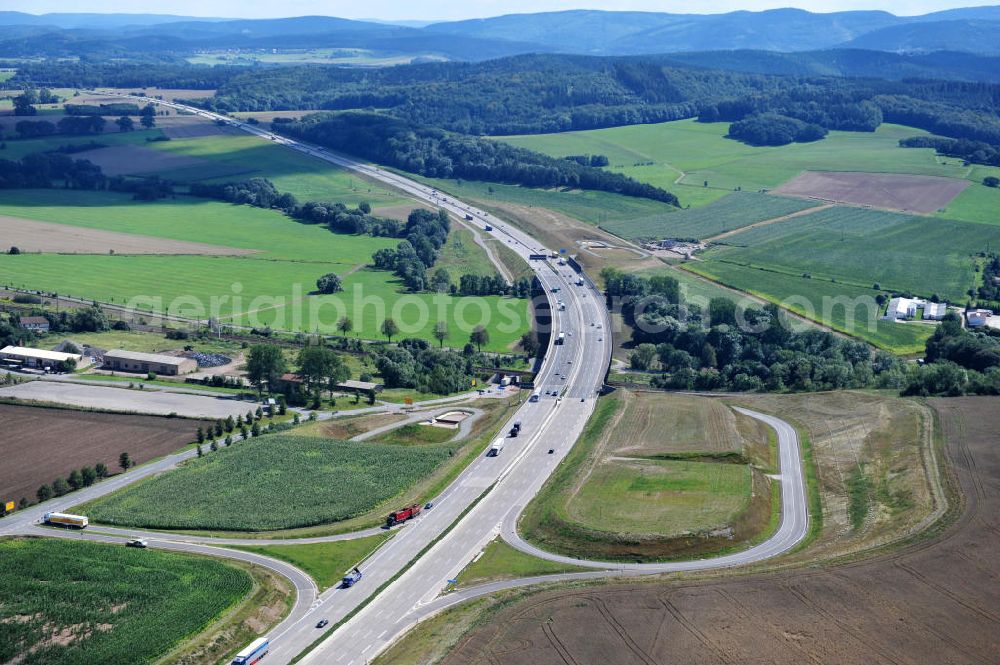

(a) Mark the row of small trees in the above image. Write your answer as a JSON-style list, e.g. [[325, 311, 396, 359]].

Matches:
[[33, 453, 131, 506]]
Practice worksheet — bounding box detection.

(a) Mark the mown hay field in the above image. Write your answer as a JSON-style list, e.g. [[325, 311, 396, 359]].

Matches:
[[607, 393, 747, 456]]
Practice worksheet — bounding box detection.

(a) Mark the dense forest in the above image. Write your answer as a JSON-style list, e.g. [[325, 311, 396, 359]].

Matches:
[[275, 112, 679, 204], [9, 56, 1000, 154]]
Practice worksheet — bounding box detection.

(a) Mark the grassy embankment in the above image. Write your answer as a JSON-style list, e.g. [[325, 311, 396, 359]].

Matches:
[[520, 391, 777, 562]]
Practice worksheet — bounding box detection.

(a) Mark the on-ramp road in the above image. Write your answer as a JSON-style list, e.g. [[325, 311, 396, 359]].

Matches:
[[15, 93, 812, 665]]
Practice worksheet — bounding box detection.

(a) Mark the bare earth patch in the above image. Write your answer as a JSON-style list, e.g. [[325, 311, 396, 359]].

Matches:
[[0, 403, 211, 503], [774, 171, 970, 213], [68, 144, 208, 176], [0, 215, 255, 255], [373, 203, 432, 221]]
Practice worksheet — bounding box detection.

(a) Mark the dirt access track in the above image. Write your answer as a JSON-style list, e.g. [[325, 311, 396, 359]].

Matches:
[[0, 403, 210, 504], [0, 215, 253, 255], [774, 171, 970, 214], [442, 396, 1000, 665]]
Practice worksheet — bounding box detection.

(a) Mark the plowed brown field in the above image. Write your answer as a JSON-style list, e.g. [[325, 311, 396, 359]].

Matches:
[[0, 403, 210, 505], [441, 397, 1000, 665]]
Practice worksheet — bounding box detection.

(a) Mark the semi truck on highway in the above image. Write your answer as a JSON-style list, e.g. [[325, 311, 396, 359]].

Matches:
[[487, 438, 505, 456], [232, 637, 269, 665], [43, 512, 88, 529], [386, 504, 422, 527]]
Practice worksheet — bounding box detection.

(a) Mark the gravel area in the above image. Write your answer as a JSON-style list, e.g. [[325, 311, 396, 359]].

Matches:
[[0, 381, 256, 419]]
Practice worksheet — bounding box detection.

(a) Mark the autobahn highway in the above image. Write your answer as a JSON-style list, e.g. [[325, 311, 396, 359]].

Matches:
[[11, 93, 810, 665]]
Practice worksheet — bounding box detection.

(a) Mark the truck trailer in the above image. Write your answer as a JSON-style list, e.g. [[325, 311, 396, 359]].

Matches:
[[43, 512, 88, 529], [386, 503, 422, 527], [231, 637, 269, 665], [487, 438, 505, 456]]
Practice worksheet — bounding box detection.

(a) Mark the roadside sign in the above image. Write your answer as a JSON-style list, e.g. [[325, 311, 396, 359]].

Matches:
[[404, 397, 414, 405], [559, 248, 567, 254], [471, 378, 477, 386], [3, 501, 14, 513]]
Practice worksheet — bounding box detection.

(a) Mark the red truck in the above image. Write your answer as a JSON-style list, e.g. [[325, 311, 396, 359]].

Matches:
[[386, 504, 422, 527]]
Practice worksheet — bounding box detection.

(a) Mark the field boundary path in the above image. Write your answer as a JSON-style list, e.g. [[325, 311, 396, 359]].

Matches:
[[703, 203, 835, 243]]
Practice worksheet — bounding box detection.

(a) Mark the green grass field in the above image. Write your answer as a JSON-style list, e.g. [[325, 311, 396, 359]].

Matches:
[[233, 533, 390, 590], [936, 165, 1000, 226], [499, 120, 980, 215], [0, 190, 527, 351], [370, 423, 457, 446], [0, 128, 164, 160], [83, 434, 452, 531], [683, 262, 933, 353], [0, 537, 251, 665], [568, 458, 751, 537], [520, 393, 768, 560], [455, 539, 585, 586], [701, 206, 995, 303], [435, 227, 498, 277], [601, 192, 820, 241], [148, 134, 407, 205], [409, 173, 678, 226]]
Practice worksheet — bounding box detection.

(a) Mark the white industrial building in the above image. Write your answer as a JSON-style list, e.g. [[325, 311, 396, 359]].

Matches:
[[0, 345, 84, 370], [883, 297, 949, 322], [923, 302, 948, 320], [884, 297, 923, 320]]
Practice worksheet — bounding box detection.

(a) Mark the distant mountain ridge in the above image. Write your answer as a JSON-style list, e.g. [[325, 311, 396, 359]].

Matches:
[[0, 6, 998, 61], [425, 7, 1000, 55]]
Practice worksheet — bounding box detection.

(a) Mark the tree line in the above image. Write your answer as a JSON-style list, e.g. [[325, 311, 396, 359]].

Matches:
[[274, 112, 679, 205], [602, 267, 905, 393], [899, 136, 1000, 168]]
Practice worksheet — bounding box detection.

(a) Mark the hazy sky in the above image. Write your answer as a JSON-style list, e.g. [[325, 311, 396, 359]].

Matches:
[[3, 1, 987, 21]]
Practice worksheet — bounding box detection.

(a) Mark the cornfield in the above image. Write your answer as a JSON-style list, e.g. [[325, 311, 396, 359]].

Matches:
[[87, 434, 451, 531], [0, 538, 251, 665]]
